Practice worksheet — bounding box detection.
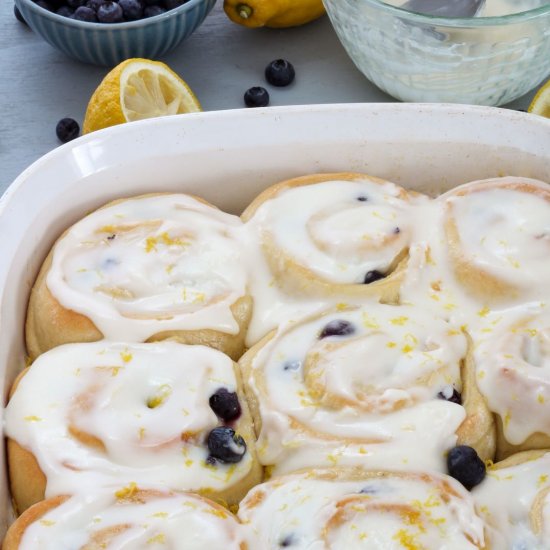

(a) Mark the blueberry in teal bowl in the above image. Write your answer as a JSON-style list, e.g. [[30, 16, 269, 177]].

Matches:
[[14, 0, 217, 66]]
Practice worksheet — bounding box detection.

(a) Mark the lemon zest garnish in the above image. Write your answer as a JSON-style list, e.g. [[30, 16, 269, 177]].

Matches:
[[478, 306, 490, 317], [115, 482, 138, 499], [390, 316, 409, 326], [152, 512, 168, 518], [120, 350, 133, 363], [387, 342, 397, 348], [39, 520, 55, 526], [24, 416, 42, 422], [147, 533, 165, 544], [538, 394, 546, 404]]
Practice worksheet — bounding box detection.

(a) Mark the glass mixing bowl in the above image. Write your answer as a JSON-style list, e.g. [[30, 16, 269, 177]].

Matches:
[[322, 0, 550, 105]]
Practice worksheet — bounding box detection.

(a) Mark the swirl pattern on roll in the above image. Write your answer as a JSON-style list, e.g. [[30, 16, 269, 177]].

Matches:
[[239, 469, 486, 549], [3, 488, 246, 550], [240, 303, 472, 474], [440, 177, 550, 302], [44, 194, 250, 342], [242, 173, 425, 295], [473, 450, 550, 549], [5, 341, 259, 511]]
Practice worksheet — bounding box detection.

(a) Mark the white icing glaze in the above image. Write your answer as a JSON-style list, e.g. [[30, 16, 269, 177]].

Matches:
[[4, 341, 253, 496], [246, 303, 467, 474], [239, 470, 485, 549], [474, 307, 550, 445], [18, 488, 245, 550], [444, 182, 550, 291], [473, 452, 550, 549], [46, 194, 248, 341], [248, 178, 419, 284]]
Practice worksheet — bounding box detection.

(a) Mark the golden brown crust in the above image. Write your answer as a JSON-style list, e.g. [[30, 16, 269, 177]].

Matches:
[[241, 172, 420, 305], [456, 334, 496, 463], [25, 193, 252, 361], [2, 495, 68, 550]]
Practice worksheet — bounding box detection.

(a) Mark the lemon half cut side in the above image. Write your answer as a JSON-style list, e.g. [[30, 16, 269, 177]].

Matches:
[[528, 79, 550, 119], [83, 58, 202, 134]]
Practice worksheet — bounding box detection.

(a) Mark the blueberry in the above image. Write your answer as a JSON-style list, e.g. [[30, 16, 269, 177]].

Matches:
[[265, 59, 295, 87], [209, 388, 241, 422], [14, 5, 28, 24], [163, 0, 186, 8], [319, 319, 355, 339], [118, 0, 144, 19], [67, 0, 86, 8], [280, 534, 295, 547], [393, 227, 401, 234], [363, 270, 385, 284], [437, 386, 462, 405], [73, 5, 97, 20], [357, 195, 368, 202], [56, 5, 75, 16], [283, 360, 301, 372], [97, 1, 123, 22], [447, 445, 485, 490], [86, 0, 105, 10], [244, 87, 269, 108], [33, 0, 54, 11], [144, 4, 165, 15], [207, 427, 246, 464], [55, 118, 80, 143]]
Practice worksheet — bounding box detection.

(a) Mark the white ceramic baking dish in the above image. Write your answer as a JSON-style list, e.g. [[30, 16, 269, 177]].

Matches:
[[1, 103, 549, 537]]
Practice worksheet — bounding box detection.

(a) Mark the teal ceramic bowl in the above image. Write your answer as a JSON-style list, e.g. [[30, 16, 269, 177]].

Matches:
[[15, 0, 216, 66]]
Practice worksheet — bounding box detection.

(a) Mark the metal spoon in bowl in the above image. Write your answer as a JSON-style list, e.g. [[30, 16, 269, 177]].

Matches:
[[400, 0, 485, 17]]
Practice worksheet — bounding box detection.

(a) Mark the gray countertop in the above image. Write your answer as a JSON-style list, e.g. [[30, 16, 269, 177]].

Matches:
[[0, 1, 542, 192]]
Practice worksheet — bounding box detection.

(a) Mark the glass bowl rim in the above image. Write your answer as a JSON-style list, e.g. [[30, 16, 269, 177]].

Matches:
[[325, 0, 550, 26]]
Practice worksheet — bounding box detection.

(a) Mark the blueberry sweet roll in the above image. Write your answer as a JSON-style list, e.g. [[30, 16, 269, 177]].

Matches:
[[473, 450, 550, 549], [26, 194, 252, 360], [5, 341, 261, 514], [440, 177, 550, 305], [239, 303, 494, 476], [473, 307, 550, 459], [2, 487, 247, 549], [239, 469, 487, 549], [241, 172, 427, 303]]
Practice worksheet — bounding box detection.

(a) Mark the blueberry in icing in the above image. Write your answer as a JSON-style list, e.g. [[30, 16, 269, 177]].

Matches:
[[447, 445, 486, 490], [319, 319, 355, 339], [437, 386, 462, 405], [283, 360, 301, 372], [356, 195, 368, 202], [363, 270, 385, 284], [393, 226, 401, 234], [207, 427, 247, 464], [209, 388, 241, 422], [280, 534, 295, 547], [359, 485, 378, 494], [107, 233, 116, 240]]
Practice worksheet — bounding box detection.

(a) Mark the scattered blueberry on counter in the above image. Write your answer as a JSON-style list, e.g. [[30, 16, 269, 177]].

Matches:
[[14, 5, 28, 24], [244, 86, 270, 108], [29, 0, 189, 21], [265, 59, 296, 87], [363, 269, 385, 284], [55, 118, 80, 143]]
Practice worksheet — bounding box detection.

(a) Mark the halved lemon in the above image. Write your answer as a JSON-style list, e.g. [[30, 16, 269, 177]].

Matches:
[[83, 58, 201, 134], [528, 79, 550, 118]]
